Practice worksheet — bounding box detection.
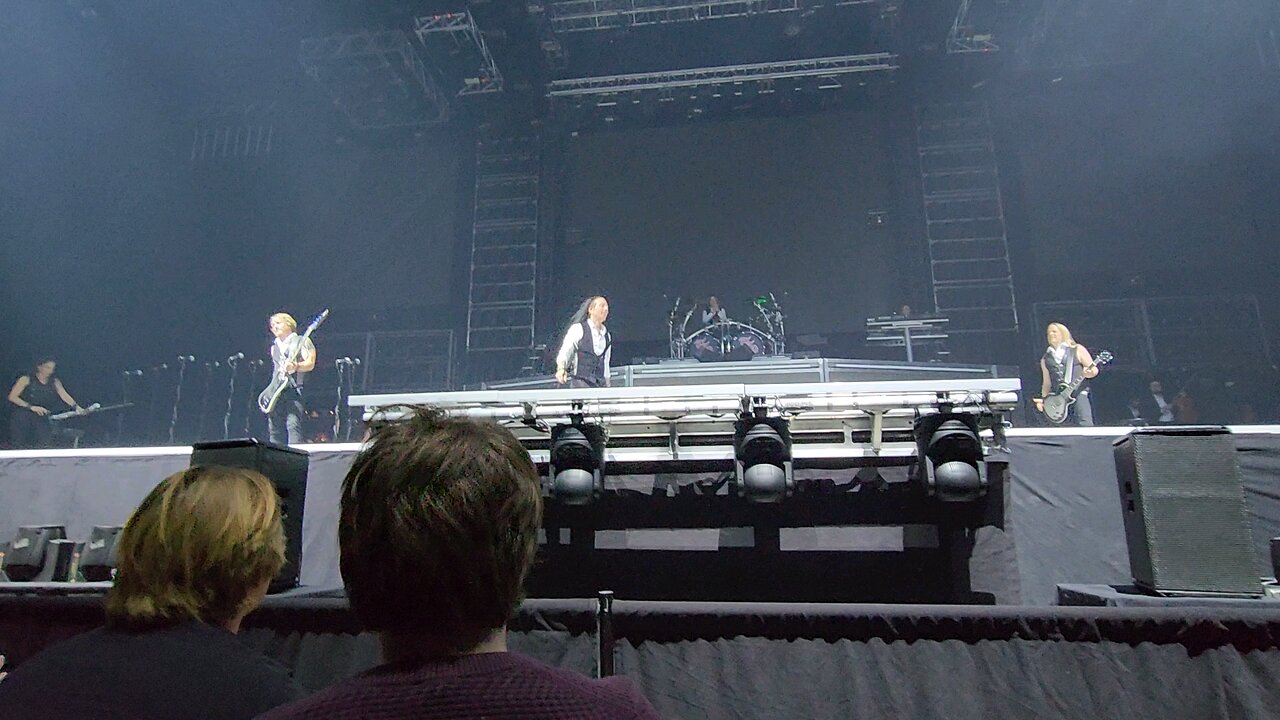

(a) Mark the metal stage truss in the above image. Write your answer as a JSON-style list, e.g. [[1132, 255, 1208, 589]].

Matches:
[[299, 30, 448, 130], [547, 53, 898, 97], [947, 0, 998, 54], [916, 101, 1018, 335], [350, 378, 1020, 466], [414, 11, 504, 96], [544, 0, 878, 33], [466, 137, 542, 353]]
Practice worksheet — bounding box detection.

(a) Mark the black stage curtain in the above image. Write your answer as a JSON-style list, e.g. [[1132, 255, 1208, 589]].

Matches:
[[4, 594, 1280, 719]]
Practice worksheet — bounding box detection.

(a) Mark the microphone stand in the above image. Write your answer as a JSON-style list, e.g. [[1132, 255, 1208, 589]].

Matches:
[[223, 358, 239, 439], [146, 364, 168, 444], [117, 372, 133, 445], [345, 359, 361, 441], [169, 357, 192, 444], [196, 362, 217, 442], [242, 360, 263, 437], [332, 359, 345, 442]]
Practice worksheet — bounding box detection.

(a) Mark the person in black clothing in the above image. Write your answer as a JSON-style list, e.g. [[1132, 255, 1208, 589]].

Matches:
[[6, 357, 85, 448], [554, 296, 611, 388], [0, 466, 305, 719], [266, 312, 316, 445], [1033, 322, 1101, 426]]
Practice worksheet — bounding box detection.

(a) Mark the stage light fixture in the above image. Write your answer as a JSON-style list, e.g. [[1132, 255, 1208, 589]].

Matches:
[[913, 414, 987, 502], [549, 423, 606, 505], [734, 416, 793, 503]]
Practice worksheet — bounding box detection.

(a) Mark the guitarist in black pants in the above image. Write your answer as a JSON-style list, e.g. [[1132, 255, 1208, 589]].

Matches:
[[267, 313, 316, 445], [1033, 322, 1099, 426]]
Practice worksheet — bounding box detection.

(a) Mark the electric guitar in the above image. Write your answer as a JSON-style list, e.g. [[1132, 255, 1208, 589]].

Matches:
[[1040, 350, 1113, 424], [258, 309, 329, 414]]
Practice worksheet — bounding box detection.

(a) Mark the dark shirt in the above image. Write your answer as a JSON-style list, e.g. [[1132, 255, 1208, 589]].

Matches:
[[259, 650, 660, 720], [0, 623, 304, 720], [16, 375, 62, 411]]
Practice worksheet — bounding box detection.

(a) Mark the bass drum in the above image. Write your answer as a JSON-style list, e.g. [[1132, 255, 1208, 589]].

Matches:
[[685, 325, 723, 362], [728, 323, 773, 360]]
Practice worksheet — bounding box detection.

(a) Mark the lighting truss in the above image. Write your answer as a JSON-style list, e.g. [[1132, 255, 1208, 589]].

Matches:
[[299, 30, 448, 129], [414, 11, 504, 95], [946, 0, 999, 54], [546, 0, 877, 32], [547, 53, 897, 97], [350, 379, 1019, 465]]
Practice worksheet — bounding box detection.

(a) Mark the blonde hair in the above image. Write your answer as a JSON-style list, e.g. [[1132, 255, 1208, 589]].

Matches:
[[1045, 322, 1076, 347], [105, 466, 285, 629], [270, 312, 298, 332]]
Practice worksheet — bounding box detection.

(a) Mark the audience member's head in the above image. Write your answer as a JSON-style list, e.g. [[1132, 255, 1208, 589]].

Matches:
[[339, 406, 542, 660], [105, 466, 285, 632]]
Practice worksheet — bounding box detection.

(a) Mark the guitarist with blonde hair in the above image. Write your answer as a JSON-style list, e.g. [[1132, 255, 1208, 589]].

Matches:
[[265, 312, 316, 445], [1033, 322, 1100, 426]]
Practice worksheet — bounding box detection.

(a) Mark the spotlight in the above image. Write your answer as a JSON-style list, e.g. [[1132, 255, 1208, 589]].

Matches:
[[913, 414, 987, 502], [734, 417, 793, 503], [549, 423, 605, 505]]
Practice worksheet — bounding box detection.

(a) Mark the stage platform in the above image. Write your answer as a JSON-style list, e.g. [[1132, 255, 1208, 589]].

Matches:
[[485, 355, 1018, 389], [3, 426, 1279, 606]]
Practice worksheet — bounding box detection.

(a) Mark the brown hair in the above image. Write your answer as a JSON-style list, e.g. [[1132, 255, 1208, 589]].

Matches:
[[105, 466, 285, 629], [339, 406, 543, 656]]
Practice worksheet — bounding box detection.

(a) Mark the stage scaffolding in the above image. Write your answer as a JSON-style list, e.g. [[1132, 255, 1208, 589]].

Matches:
[[298, 30, 448, 130], [547, 53, 897, 98], [915, 101, 1018, 336], [1031, 296, 1272, 372], [466, 137, 542, 354], [544, 0, 878, 32], [414, 11, 504, 96]]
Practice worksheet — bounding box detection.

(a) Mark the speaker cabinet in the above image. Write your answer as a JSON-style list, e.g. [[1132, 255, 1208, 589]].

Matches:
[[1114, 427, 1262, 597], [4, 525, 67, 581], [190, 439, 308, 594], [80, 525, 124, 582]]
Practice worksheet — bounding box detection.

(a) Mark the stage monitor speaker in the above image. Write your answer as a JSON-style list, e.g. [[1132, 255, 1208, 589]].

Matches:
[[1114, 426, 1262, 597], [80, 525, 124, 581], [4, 525, 67, 582], [190, 439, 308, 594]]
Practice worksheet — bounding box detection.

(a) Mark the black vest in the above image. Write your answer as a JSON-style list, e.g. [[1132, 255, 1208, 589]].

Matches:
[[574, 320, 610, 385], [1043, 346, 1083, 391]]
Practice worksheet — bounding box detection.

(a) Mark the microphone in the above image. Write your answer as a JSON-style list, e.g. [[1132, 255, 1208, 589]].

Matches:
[[349, 357, 362, 366], [177, 355, 195, 362], [122, 369, 144, 376], [226, 352, 245, 363]]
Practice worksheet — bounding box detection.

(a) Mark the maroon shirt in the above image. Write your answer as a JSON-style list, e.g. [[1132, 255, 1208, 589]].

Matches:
[[258, 651, 660, 720]]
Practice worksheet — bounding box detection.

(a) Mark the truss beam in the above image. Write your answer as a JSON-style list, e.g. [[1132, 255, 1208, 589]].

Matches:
[[548, 53, 896, 97]]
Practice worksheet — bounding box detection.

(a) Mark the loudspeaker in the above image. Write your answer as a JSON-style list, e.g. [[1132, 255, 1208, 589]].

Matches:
[[1114, 427, 1262, 597], [80, 525, 124, 581], [3, 525, 67, 581], [190, 439, 308, 594]]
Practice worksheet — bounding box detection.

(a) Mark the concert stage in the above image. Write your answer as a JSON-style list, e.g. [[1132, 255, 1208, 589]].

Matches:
[[3, 426, 1279, 606]]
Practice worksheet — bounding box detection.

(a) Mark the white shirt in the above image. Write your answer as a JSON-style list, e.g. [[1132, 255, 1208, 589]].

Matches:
[[1049, 344, 1073, 383], [556, 321, 611, 380], [1152, 393, 1174, 423], [702, 308, 727, 325]]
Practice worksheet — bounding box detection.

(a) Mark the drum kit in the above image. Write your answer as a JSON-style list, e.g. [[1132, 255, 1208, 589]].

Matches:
[[667, 294, 786, 361]]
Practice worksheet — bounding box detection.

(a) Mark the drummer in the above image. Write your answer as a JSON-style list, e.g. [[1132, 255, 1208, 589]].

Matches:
[[701, 296, 728, 327]]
